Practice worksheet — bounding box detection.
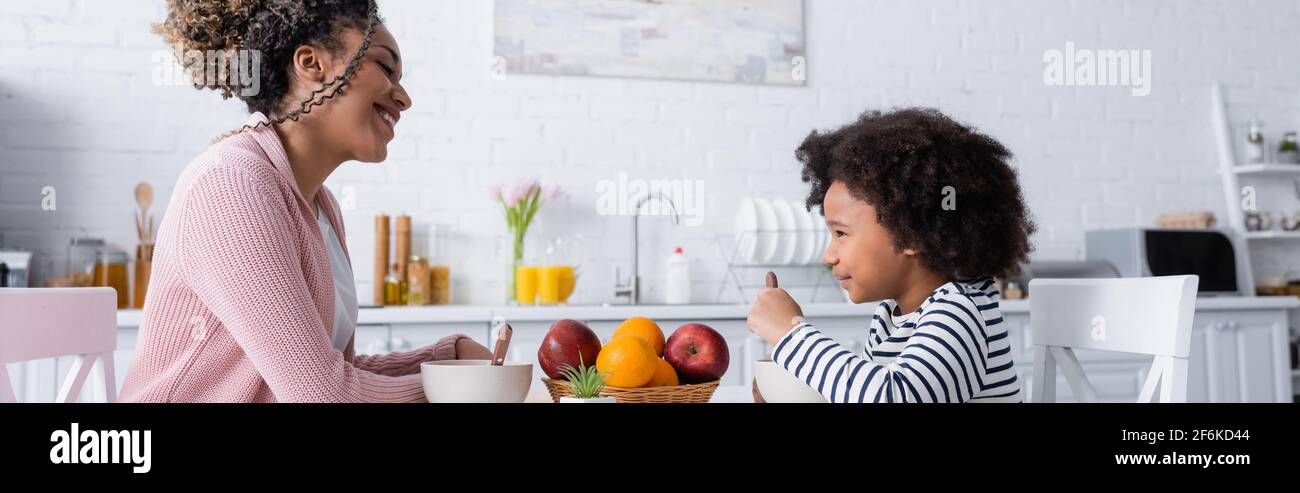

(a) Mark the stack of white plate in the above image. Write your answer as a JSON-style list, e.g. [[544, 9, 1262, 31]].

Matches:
[[733, 196, 829, 265]]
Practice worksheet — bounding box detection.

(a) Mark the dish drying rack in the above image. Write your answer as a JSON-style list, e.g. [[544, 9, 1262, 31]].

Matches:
[[711, 230, 839, 303]]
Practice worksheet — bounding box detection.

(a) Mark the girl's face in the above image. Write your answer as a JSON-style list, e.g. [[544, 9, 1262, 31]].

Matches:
[[821, 180, 914, 304], [293, 23, 409, 163]]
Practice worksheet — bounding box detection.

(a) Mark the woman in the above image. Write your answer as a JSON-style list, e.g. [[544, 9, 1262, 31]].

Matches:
[[120, 0, 491, 403]]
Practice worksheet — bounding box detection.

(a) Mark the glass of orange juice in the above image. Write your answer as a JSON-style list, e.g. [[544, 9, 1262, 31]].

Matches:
[[515, 265, 540, 305], [538, 265, 576, 304], [558, 266, 577, 302]]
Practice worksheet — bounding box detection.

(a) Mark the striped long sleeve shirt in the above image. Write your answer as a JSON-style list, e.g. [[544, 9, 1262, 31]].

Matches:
[[772, 278, 1022, 403]]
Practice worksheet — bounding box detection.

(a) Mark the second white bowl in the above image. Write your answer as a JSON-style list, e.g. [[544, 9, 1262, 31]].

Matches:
[[754, 359, 828, 403]]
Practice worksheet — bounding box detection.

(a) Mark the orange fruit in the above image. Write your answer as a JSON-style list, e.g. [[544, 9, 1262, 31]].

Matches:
[[595, 335, 658, 388], [646, 358, 679, 387], [613, 317, 665, 357]]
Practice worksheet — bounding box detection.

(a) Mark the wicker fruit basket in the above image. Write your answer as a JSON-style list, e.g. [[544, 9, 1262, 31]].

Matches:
[[541, 378, 719, 403]]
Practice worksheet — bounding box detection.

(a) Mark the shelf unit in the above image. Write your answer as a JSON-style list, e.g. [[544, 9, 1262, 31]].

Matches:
[[1211, 83, 1300, 291], [1243, 231, 1300, 240], [1227, 163, 1300, 176]]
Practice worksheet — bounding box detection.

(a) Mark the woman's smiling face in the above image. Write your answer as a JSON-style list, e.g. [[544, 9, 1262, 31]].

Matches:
[[300, 23, 410, 163]]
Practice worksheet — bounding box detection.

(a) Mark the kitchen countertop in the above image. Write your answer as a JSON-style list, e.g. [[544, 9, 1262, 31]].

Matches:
[[115, 296, 1300, 328]]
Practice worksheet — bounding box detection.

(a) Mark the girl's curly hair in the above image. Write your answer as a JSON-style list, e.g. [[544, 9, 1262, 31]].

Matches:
[[154, 0, 381, 140], [799, 107, 1036, 281]]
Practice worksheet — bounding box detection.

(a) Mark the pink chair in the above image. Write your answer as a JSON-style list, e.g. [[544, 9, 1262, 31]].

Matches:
[[0, 287, 118, 403]]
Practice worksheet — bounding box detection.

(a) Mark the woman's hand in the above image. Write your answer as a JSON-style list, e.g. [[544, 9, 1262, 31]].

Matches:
[[747, 287, 804, 346], [455, 337, 494, 360]]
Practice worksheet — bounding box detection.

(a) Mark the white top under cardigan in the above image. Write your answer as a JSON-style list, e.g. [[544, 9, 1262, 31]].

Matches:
[[317, 206, 358, 352]]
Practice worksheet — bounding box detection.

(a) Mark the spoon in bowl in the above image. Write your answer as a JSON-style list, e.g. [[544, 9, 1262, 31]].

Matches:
[[491, 323, 513, 366]]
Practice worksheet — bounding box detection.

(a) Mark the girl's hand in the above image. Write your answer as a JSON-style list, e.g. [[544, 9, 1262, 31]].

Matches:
[[455, 337, 494, 360], [747, 287, 804, 346]]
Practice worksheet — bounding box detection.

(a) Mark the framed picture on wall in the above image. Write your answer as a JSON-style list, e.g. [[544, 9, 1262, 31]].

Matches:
[[494, 0, 807, 85]]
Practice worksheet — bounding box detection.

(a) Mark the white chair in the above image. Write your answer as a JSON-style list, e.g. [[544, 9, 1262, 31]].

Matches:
[[0, 287, 119, 403], [1028, 276, 1197, 403]]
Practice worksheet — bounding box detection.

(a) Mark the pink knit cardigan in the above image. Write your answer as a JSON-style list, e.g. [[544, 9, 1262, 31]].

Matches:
[[120, 113, 466, 403]]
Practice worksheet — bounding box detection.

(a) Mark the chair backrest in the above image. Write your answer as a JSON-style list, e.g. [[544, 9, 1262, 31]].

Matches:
[[1028, 276, 1197, 403], [0, 288, 118, 403]]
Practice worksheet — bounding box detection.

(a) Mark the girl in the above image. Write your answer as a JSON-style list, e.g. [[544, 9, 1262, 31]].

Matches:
[[748, 108, 1036, 403]]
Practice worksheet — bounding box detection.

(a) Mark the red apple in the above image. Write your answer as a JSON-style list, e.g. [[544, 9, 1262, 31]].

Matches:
[[538, 319, 602, 379], [664, 323, 730, 384]]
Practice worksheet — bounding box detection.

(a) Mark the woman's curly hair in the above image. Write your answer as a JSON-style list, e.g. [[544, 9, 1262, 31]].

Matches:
[[154, 0, 381, 139], [798, 107, 1036, 281]]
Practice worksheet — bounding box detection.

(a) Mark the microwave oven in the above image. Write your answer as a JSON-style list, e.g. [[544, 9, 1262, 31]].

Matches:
[[1084, 228, 1248, 296]]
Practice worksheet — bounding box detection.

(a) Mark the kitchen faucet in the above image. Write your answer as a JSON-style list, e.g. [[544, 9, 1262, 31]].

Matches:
[[613, 192, 681, 304]]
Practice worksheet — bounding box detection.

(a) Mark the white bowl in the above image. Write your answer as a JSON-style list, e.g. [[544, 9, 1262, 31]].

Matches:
[[754, 359, 827, 403], [420, 360, 533, 403]]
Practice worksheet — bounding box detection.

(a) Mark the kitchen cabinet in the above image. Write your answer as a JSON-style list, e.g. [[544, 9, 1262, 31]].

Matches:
[[354, 324, 393, 355], [1187, 310, 1291, 403], [387, 323, 491, 355]]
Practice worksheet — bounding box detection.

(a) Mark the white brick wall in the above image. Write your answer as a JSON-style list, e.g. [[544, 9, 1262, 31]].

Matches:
[[2, 0, 1299, 304]]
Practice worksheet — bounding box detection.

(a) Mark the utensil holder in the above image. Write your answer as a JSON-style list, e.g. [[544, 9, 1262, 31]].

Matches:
[[133, 244, 153, 309]]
